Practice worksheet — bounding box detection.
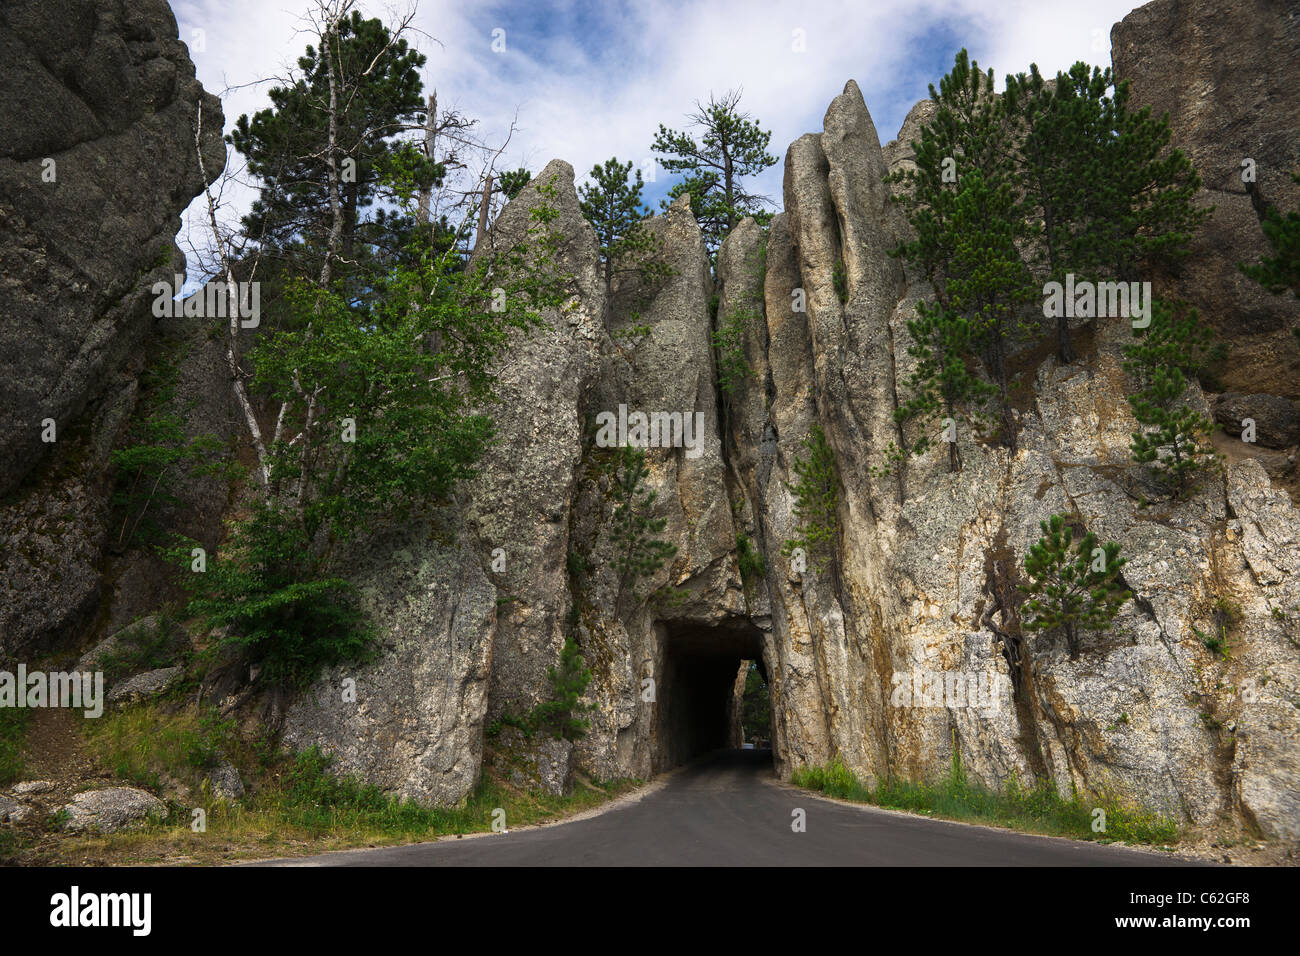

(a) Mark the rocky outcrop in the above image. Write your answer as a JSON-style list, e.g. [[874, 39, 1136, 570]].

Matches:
[[710, 61, 1300, 839], [1111, 0, 1300, 399], [0, 0, 224, 660], [61, 787, 166, 833]]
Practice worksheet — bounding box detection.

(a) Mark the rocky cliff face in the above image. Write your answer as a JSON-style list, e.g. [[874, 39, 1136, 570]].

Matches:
[[5, 0, 1295, 845], [1112, 0, 1299, 402], [0, 0, 225, 660], [283, 0, 1297, 841]]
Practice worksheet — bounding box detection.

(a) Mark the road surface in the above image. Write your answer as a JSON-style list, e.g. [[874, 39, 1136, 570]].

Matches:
[[256, 749, 1195, 866]]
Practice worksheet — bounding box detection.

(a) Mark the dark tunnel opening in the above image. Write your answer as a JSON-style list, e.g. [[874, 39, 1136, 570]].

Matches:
[[653, 618, 772, 773]]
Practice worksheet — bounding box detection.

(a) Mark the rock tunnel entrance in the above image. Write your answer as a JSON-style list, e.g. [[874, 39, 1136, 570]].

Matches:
[[653, 618, 772, 773]]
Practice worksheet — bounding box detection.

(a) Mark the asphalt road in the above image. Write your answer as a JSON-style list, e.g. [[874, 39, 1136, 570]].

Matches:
[[255, 749, 1198, 866]]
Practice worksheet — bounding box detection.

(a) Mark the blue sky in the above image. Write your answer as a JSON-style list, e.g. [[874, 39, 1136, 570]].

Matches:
[[172, 0, 1148, 251]]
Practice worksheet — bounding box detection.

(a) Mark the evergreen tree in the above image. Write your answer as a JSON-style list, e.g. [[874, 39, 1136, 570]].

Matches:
[[1022, 514, 1131, 660], [782, 425, 840, 571], [497, 167, 532, 201], [1005, 62, 1206, 362], [652, 89, 777, 251], [889, 51, 1036, 452], [610, 445, 678, 613], [578, 157, 658, 296], [532, 635, 595, 741], [1127, 366, 1218, 497], [228, 10, 428, 293], [894, 300, 995, 472], [1122, 298, 1223, 498], [1240, 172, 1300, 301]]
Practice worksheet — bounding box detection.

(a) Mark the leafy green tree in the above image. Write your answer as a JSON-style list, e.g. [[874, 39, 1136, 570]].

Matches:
[[652, 89, 777, 251], [184, 171, 568, 689], [1005, 62, 1206, 362], [1022, 513, 1131, 660], [782, 425, 839, 571], [172, 504, 373, 689], [610, 445, 679, 613], [1240, 172, 1300, 302]]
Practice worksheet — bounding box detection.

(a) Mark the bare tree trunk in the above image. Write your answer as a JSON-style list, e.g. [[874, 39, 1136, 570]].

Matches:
[[417, 91, 436, 229], [195, 102, 271, 491], [475, 173, 494, 248], [319, 10, 346, 289]]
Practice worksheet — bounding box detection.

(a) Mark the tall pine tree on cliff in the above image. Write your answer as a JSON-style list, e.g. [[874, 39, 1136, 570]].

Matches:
[[652, 89, 778, 252]]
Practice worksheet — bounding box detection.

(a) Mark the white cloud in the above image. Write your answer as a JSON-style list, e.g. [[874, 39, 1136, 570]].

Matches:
[[171, 0, 1148, 267]]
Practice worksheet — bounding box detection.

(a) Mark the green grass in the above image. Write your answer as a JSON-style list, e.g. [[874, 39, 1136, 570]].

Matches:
[[792, 751, 1178, 846], [85, 704, 234, 791], [0, 707, 32, 786], [14, 703, 638, 864]]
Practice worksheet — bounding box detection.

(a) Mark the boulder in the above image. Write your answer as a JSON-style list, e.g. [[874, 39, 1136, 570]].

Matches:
[[208, 761, 244, 801], [107, 665, 182, 703], [61, 787, 166, 833]]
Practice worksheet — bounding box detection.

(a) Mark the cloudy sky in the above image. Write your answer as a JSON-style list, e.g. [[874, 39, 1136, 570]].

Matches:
[[171, 0, 1148, 258]]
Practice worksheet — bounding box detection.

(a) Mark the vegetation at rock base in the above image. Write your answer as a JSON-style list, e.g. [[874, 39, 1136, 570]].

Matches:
[[1, 705, 636, 865], [1021, 513, 1132, 660], [782, 425, 840, 572], [791, 750, 1178, 846], [652, 88, 778, 253], [529, 636, 597, 741], [0, 707, 32, 788]]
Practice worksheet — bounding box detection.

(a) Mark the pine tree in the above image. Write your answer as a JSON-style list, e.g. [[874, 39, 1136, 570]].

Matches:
[[228, 10, 428, 293], [781, 426, 840, 570], [1004, 62, 1206, 362], [652, 89, 777, 252], [889, 51, 1036, 452], [1022, 514, 1131, 660], [610, 445, 678, 613], [894, 300, 995, 472], [532, 635, 595, 741], [1122, 298, 1223, 497], [497, 167, 532, 201], [1240, 172, 1300, 300], [577, 157, 662, 297], [1127, 366, 1218, 497]]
